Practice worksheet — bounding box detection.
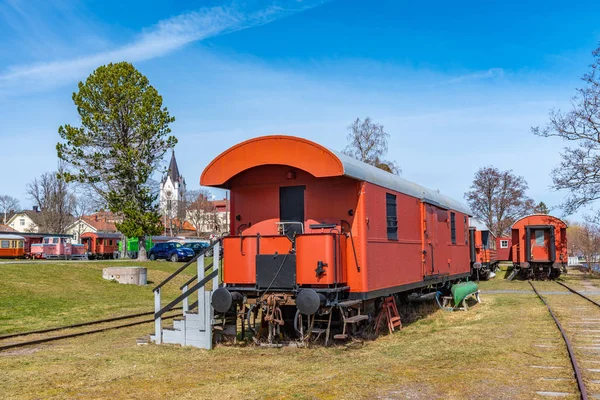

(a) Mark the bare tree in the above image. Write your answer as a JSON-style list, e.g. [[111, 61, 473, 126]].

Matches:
[[343, 117, 400, 174], [465, 166, 535, 236], [0, 195, 20, 225], [186, 190, 218, 237], [26, 168, 75, 233], [568, 219, 600, 272], [70, 192, 95, 243], [533, 43, 600, 214]]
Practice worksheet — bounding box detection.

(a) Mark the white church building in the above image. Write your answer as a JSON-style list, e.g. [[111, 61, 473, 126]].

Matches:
[[160, 151, 186, 220]]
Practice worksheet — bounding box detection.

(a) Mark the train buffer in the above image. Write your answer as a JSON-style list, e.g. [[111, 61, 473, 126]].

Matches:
[[374, 296, 402, 335]]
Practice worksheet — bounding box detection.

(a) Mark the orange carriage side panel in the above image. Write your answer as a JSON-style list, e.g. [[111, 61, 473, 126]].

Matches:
[[448, 212, 471, 276], [223, 235, 293, 285], [223, 236, 258, 285], [362, 183, 423, 293], [296, 234, 347, 285]]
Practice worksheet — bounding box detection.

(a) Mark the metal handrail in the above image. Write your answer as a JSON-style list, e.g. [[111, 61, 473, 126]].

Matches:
[[155, 269, 219, 319], [152, 238, 221, 293], [179, 262, 214, 290]]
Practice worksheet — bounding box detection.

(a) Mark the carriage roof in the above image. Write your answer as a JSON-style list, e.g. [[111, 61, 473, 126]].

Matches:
[[201, 135, 472, 215], [0, 233, 25, 240]]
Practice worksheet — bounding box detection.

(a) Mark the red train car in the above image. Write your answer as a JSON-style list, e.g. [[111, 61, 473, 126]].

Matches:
[[201, 135, 473, 341], [0, 234, 25, 258], [496, 237, 512, 261], [81, 232, 121, 259], [510, 214, 567, 279], [469, 218, 497, 280]]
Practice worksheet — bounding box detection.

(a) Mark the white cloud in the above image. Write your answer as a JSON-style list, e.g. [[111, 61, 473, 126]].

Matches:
[[446, 67, 505, 84], [0, 2, 324, 88]]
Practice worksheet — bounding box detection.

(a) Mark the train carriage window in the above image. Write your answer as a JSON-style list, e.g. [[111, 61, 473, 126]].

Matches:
[[535, 230, 545, 246], [18, 241, 23, 248], [1, 240, 9, 248], [450, 212, 456, 244], [386, 193, 398, 240]]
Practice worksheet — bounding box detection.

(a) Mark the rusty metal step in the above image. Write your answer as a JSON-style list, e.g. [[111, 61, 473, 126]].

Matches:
[[345, 315, 369, 324], [337, 300, 362, 308]]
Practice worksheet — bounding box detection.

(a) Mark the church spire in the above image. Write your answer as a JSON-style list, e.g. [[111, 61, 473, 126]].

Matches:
[[167, 150, 180, 183]]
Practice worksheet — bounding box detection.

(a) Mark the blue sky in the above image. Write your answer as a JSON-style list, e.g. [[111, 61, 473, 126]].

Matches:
[[1, 0, 600, 220]]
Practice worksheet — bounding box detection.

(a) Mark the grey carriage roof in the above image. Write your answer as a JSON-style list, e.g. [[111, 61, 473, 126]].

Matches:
[[0, 233, 25, 240], [469, 217, 490, 231], [329, 150, 472, 216]]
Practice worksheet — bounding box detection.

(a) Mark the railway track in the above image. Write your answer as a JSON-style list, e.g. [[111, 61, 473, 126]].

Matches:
[[530, 279, 600, 399], [0, 309, 181, 352]]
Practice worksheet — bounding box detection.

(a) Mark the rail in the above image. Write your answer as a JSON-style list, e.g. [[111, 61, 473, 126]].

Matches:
[[0, 310, 181, 352], [529, 281, 587, 400], [153, 238, 222, 344]]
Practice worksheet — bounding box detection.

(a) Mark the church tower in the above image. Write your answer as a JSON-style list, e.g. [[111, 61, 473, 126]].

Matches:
[[160, 151, 186, 218]]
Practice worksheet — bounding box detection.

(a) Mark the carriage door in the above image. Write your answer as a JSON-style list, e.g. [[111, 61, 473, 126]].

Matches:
[[527, 226, 554, 263], [279, 186, 305, 240], [424, 203, 439, 276]]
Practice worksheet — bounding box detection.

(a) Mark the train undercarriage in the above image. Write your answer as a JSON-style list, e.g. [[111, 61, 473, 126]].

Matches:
[[507, 262, 566, 281], [211, 280, 467, 345]]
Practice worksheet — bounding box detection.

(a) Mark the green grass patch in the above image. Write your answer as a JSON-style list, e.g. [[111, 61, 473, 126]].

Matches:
[[0, 258, 212, 334]]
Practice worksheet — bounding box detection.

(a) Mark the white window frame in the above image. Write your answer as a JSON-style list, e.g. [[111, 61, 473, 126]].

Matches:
[[500, 240, 509, 249], [19, 218, 25, 226], [1, 240, 9, 248]]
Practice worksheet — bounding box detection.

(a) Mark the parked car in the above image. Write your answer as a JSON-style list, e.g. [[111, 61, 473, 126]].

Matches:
[[148, 242, 195, 262], [183, 242, 210, 256], [183, 241, 222, 258]]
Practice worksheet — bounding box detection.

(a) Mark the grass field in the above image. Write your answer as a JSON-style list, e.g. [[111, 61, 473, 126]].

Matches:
[[0, 261, 595, 399]]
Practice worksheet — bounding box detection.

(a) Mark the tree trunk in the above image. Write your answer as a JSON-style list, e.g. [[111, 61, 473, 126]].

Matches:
[[137, 235, 148, 261]]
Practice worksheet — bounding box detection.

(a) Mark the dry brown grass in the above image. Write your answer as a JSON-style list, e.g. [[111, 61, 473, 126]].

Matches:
[[0, 271, 578, 399]]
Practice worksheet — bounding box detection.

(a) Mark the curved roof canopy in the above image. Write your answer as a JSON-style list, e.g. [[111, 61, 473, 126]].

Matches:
[[201, 135, 471, 215], [511, 214, 569, 229]]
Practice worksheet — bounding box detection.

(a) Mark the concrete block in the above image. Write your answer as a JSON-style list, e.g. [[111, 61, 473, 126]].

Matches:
[[102, 266, 147, 285]]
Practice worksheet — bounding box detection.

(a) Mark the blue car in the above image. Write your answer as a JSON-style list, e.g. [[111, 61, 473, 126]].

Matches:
[[148, 242, 195, 262]]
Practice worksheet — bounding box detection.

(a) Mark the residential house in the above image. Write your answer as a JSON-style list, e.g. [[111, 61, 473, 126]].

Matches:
[[6, 207, 44, 232], [65, 211, 119, 243]]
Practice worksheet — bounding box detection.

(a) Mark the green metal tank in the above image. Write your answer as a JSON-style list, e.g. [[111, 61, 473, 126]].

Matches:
[[451, 281, 479, 306]]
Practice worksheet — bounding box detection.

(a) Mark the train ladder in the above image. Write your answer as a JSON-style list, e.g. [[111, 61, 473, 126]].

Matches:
[[375, 296, 402, 335]]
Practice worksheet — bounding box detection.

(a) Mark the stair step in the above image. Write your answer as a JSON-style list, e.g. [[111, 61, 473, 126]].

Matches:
[[162, 328, 184, 345], [311, 328, 327, 334], [337, 300, 362, 307], [333, 334, 348, 340], [345, 315, 369, 324]]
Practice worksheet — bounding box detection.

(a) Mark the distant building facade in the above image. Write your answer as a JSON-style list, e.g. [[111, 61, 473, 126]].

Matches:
[[6, 208, 43, 232], [65, 211, 119, 243]]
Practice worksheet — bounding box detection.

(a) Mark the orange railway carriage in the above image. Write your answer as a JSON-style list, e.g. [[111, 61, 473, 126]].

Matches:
[[468, 218, 497, 280], [201, 135, 473, 341], [81, 232, 120, 259], [0, 234, 25, 258], [510, 214, 567, 279]]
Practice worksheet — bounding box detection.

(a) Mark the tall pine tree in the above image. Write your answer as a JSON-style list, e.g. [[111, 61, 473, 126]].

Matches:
[[57, 62, 176, 260]]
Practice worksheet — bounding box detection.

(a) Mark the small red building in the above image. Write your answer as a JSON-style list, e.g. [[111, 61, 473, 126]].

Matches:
[[496, 237, 512, 261]]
